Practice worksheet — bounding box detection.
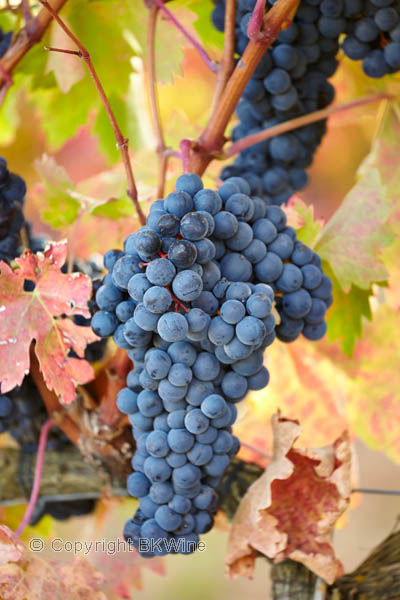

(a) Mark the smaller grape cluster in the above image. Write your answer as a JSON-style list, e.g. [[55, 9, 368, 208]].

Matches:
[[92, 172, 331, 555], [212, 0, 400, 206], [213, 0, 339, 205], [0, 157, 27, 261], [342, 0, 400, 77], [0, 28, 12, 58]]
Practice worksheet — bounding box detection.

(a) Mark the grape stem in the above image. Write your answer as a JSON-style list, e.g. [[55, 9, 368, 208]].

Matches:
[[146, 4, 169, 199], [169, 291, 190, 313], [247, 0, 267, 39], [191, 0, 301, 175], [21, 0, 33, 23], [180, 139, 193, 173], [222, 93, 393, 159], [0, 62, 13, 108], [15, 418, 55, 536], [39, 0, 146, 225], [352, 488, 400, 496], [210, 0, 236, 115], [240, 440, 271, 460], [150, 0, 218, 73], [43, 46, 80, 56]]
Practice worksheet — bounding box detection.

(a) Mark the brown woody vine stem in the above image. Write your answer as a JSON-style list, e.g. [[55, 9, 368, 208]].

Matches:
[[223, 93, 392, 158], [191, 0, 301, 175], [146, 4, 169, 199], [180, 139, 193, 173], [210, 0, 236, 115], [39, 0, 146, 225], [0, 0, 68, 89], [21, 0, 33, 23], [0, 62, 13, 108]]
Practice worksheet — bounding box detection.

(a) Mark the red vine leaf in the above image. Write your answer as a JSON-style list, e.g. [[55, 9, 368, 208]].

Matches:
[[226, 413, 351, 584], [0, 552, 106, 600], [0, 527, 25, 567], [0, 241, 98, 404]]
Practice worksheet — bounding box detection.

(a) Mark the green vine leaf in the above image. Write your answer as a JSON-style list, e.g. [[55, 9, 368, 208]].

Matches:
[[315, 105, 399, 293], [45, 20, 85, 94], [0, 86, 20, 146], [35, 155, 138, 225], [91, 196, 134, 219], [32, 79, 95, 149], [324, 263, 373, 356], [183, 0, 224, 51], [126, 1, 186, 84], [315, 169, 394, 292], [93, 95, 128, 164], [0, 12, 16, 33], [34, 155, 80, 228], [67, 1, 134, 94], [286, 196, 323, 247]]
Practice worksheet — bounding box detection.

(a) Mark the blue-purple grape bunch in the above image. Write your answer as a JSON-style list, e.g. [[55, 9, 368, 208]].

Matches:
[[0, 378, 70, 451], [0, 158, 27, 261], [342, 0, 400, 77], [92, 173, 332, 556], [212, 0, 400, 206], [0, 28, 12, 59]]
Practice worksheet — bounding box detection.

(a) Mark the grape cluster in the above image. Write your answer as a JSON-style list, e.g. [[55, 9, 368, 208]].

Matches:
[[342, 0, 400, 76], [213, 0, 340, 204], [212, 0, 400, 205], [0, 378, 70, 451], [0, 28, 12, 58], [29, 498, 97, 525], [0, 158, 27, 261], [92, 173, 331, 555]]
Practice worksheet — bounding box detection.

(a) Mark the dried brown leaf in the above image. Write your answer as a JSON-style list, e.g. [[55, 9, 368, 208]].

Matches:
[[226, 413, 351, 584]]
